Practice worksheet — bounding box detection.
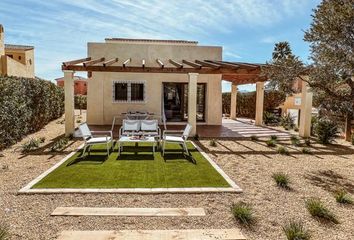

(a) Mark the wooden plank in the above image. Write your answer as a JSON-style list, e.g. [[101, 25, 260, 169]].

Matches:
[[57, 229, 246, 240], [63, 57, 91, 66], [182, 59, 202, 68], [51, 207, 206, 216], [83, 57, 105, 67], [123, 58, 131, 67], [195, 60, 220, 68], [156, 59, 164, 68], [206, 60, 240, 69], [169, 59, 183, 68], [102, 58, 118, 67]]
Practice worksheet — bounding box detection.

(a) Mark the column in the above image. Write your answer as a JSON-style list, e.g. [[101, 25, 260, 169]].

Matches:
[[230, 83, 238, 120], [64, 70, 75, 136], [299, 79, 313, 138], [188, 73, 198, 136], [255, 81, 264, 126]]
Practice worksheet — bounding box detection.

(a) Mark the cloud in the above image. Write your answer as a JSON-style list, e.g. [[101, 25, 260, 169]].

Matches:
[[0, 0, 316, 81]]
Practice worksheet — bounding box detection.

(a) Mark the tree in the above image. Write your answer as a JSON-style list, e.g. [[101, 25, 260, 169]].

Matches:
[[263, 0, 354, 140]]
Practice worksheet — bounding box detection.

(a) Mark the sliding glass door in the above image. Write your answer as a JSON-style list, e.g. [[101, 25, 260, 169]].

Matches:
[[163, 83, 205, 122]]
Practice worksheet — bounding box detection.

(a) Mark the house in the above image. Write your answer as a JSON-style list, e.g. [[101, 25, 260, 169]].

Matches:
[[61, 38, 313, 137], [0, 25, 35, 78], [55, 76, 87, 95]]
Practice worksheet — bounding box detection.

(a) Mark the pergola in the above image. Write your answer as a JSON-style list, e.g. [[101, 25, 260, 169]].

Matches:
[[62, 57, 312, 137]]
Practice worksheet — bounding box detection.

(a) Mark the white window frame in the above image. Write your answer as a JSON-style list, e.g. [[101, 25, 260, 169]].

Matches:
[[112, 80, 146, 103]]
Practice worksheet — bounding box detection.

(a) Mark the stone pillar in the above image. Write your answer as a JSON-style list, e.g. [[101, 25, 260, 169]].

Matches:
[[64, 70, 75, 136], [255, 81, 264, 126], [188, 73, 198, 136], [299, 79, 313, 138], [230, 83, 238, 120]]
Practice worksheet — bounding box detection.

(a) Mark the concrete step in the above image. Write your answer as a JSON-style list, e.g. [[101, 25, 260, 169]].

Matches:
[[57, 229, 246, 240], [51, 207, 206, 217]]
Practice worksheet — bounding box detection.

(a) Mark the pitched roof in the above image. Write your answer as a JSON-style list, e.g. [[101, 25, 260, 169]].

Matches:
[[105, 38, 198, 45], [55, 76, 87, 82], [5, 44, 34, 51]]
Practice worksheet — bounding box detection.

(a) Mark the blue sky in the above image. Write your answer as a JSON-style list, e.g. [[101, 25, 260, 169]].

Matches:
[[0, 0, 321, 92]]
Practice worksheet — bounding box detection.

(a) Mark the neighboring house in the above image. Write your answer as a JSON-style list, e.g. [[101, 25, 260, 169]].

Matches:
[[0, 24, 35, 78], [55, 76, 87, 95]]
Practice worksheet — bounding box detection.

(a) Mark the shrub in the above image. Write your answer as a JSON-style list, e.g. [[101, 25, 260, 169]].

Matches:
[[281, 113, 295, 130], [304, 138, 311, 146], [0, 223, 9, 240], [270, 135, 278, 140], [314, 118, 338, 144], [75, 95, 87, 113], [290, 136, 301, 146], [305, 198, 338, 224], [50, 137, 69, 152], [282, 220, 310, 240], [209, 139, 217, 147], [266, 139, 277, 147], [301, 148, 312, 154], [0, 76, 64, 150], [334, 189, 353, 204], [272, 172, 290, 189], [277, 146, 290, 155], [16, 138, 41, 153], [293, 126, 299, 132], [250, 135, 258, 141], [264, 111, 280, 126], [231, 202, 255, 225]]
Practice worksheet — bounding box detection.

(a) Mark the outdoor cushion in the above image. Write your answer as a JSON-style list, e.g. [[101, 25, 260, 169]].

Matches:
[[165, 136, 184, 142], [87, 136, 112, 144], [141, 120, 158, 131], [123, 120, 140, 131]]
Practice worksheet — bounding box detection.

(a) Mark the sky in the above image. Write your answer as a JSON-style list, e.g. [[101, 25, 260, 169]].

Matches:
[[0, 0, 321, 92]]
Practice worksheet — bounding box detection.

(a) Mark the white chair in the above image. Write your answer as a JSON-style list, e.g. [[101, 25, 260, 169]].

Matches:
[[141, 120, 160, 140], [162, 124, 192, 156], [79, 123, 113, 156], [119, 119, 140, 137]]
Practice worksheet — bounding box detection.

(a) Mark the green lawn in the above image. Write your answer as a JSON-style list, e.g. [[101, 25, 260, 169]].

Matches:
[[33, 142, 230, 189]]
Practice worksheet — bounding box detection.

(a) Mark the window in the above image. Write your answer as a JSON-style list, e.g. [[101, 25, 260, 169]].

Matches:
[[131, 83, 144, 101], [18, 56, 22, 60], [113, 81, 145, 103]]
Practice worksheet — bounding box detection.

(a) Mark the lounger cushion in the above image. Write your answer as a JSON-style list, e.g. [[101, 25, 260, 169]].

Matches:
[[87, 137, 112, 144], [165, 136, 184, 142]]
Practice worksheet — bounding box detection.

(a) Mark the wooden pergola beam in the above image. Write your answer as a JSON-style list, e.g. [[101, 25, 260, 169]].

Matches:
[[224, 61, 259, 69], [156, 59, 164, 68], [103, 58, 118, 67], [123, 58, 131, 68], [169, 59, 183, 68], [182, 60, 202, 68], [83, 57, 105, 67], [195, 60, 220, 68], [206, 60, 239, 69], [63, 57, 91, 66]]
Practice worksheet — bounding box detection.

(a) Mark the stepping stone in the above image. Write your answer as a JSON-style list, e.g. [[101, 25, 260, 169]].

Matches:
[[51, 207, 206, 216], [57, 229, 246, 240]]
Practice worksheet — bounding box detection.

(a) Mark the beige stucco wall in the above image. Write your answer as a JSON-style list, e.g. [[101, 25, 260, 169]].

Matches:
[[2, 49, 35, 78], [280, 93, 302, 113], [86, 41, 222, 125]]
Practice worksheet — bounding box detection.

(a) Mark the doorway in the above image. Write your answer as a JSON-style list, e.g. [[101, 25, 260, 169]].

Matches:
[[163, 83, 205, 122]]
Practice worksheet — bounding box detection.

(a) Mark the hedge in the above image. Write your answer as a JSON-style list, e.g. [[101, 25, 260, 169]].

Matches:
[[222, 90, 286, 118], [74, 95, 87, 110], [0, 76, 64, 150]]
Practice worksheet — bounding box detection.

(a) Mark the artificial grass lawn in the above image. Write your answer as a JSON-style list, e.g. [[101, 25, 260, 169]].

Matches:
[[33, 142, 230, 189]]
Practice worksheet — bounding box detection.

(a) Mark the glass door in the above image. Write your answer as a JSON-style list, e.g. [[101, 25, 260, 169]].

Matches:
[[163, 83, 206, 122]]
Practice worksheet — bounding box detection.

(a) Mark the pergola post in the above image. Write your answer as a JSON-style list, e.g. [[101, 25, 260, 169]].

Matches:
[[299, 79, 313, 138], [64, 70, 75, 136], [230, 83, 238, 120], [255, 81, 264, 126], [188, 73, 198, 136]]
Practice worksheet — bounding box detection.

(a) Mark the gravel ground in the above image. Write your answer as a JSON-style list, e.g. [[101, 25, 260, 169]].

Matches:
[[0, 115, 353, 240]]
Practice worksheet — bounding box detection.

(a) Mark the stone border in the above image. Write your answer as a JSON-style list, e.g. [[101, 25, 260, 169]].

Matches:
[[18, 142, 242, 194]]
